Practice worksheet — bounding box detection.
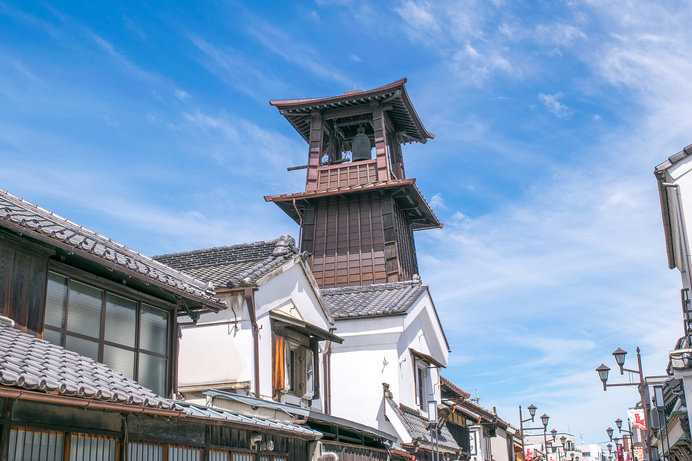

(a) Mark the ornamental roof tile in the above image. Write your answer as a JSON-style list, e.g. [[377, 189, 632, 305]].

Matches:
[[0, 189, 224, 310], [0, 317, 176, 409], [153, 236, 299, 288], [321, 277, 426, 319]]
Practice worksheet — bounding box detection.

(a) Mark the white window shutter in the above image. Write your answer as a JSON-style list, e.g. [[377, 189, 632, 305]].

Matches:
[[304, 348, 314, 399], [283, 341, 291, 391]]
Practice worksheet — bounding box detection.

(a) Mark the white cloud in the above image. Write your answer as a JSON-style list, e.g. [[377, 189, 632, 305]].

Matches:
[[174, 89, 190, 101], [538, 92, 573, 118], [429, 193, 446, 209]]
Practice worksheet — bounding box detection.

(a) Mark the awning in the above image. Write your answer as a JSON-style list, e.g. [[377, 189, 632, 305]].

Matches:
[[270, 312, 343, 343]]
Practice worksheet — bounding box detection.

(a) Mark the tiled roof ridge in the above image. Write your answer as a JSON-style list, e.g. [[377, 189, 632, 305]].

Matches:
[[440, 376, 471, 400], [0, 189, 223, 307], [321, 275, 423, 295], [153, 235, 298, 265], [0, 322, 177, 410], [655, 143, 692, 174]]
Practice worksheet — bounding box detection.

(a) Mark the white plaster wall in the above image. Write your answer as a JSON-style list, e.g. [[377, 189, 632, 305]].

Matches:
[[664, 156, 692, 290], [330, 315, 403, 427], [329, 290, 450, 432], [398, 293, 448, 411], [177, 260, 330, 412], [491, 427, 511, 461], [178, 291, 254, 389]]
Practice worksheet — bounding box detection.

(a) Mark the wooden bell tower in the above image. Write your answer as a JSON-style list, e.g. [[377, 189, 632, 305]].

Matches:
[[265, 79, 442, 288]]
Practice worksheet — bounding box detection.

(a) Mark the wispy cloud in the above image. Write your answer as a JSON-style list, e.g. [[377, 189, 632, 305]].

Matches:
[[189, 35, 286, 101], [538, 92, 573, 118], [244, 19, 351, 86]]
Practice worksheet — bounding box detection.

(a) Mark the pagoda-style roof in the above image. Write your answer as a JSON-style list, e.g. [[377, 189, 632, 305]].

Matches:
[[264, 178, 442, 230], [269, 78, 434, 144]]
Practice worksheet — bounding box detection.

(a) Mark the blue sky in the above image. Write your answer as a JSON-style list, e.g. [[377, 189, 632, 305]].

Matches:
[[1, 0, 691, 444]]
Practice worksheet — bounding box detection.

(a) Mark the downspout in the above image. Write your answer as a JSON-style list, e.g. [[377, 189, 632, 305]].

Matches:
[[662, 183, 692, 341], [323, 338, 332, 414], [244, 287, 261, 398]]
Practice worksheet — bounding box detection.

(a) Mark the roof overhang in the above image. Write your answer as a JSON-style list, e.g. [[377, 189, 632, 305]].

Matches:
[[270, 311, 344, 343], [409, 348, 445, 369], [265, 179, 442, 230], [204, 389, 394, 442], [269, 78, 433, 144]]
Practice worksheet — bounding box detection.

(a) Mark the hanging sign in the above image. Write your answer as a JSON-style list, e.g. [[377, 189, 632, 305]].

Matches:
[[627, 409, 648, 430], [525, 447, 534, 461]]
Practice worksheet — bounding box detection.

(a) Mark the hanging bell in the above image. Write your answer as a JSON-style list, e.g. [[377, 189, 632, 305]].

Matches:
[[351, 127, 372, 161]]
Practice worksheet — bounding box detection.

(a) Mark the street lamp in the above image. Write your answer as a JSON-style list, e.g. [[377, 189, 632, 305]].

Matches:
[[595, 347, 652, 461], [606, 427, 614, 441], [542, 414, 550, 461], [551, 429, 558, 441], [519, 404, 539, 461], [615, 417, 634, 453]]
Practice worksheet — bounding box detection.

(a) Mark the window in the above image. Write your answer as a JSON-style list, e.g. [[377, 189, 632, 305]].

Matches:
[[43, 271, 170, 396], [272, 329, 316, 400], [415, 361, 431, 410]]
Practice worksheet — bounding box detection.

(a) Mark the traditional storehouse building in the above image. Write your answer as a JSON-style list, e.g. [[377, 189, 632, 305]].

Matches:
[[265, 79, 452, 460], [153, 238, 395, 459], [0, 189, 326, 460], [153, 236, 341, 412], [441, 378, 519, 461]]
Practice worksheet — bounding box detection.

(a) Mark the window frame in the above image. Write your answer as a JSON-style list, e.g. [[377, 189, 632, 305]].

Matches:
[[271, 323, 319, 401], [42, 263, 174, 396]]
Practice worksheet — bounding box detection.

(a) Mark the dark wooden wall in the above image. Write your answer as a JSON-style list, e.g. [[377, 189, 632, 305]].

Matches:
[[0, 233, 49, 336], [301, 191, 418, 288]]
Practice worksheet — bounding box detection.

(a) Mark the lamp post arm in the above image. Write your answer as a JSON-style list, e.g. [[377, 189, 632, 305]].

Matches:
[[621, 367, 640, 374], [605, 383, 638, 388]]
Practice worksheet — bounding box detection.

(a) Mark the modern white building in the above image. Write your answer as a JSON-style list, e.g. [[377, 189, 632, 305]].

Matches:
[[655, 144, 692, 455]]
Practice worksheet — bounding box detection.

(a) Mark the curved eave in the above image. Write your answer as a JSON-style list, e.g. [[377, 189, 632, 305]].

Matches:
[[269, 78, 433, 145], [264, 179, 443, 230], [0, 220, 225, 312]]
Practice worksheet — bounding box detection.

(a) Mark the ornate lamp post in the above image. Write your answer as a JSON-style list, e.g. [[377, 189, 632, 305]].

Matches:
[[616, 417, 635, 454], [542, 414, 550, 461], [596, 347, 652, 461], [519, 404, 538, 460]]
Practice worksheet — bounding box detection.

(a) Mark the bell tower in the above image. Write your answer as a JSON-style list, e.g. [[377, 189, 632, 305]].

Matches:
[[265, 79, 442, 288]]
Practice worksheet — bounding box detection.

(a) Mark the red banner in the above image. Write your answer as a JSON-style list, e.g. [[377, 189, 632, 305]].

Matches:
[[628, 409, 647, 430]]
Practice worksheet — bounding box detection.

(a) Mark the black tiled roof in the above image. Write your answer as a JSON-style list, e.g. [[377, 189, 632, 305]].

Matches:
[[153, 236, 299, 288], [0, 189, 224, 310], [0, 317, 175, 409], [321, 277, 426, 319], [387, 399, 461, 452]]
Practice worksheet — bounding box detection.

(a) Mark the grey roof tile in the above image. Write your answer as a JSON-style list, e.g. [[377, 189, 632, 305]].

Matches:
[[386, 398, 460, 451], [178, 402, 322, 438], [321, 277, 427, 319], [154, 235, 299, 288], [0, 317, 177, 409], [655, 143, 692, 173], [0, 189, 223, 310]]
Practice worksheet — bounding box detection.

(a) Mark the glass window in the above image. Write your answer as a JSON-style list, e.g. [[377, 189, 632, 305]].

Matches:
[[43, 329, 63, 347], [43, 271, 171, 396], [44, 272, 68, 329], [103, 345, 135, 380], [66, 281, 103, 337], [139, 352, 167, 396], [140, 304, 168, 355], [105, 293, 136, 346], [65, 335, 99, 361]]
